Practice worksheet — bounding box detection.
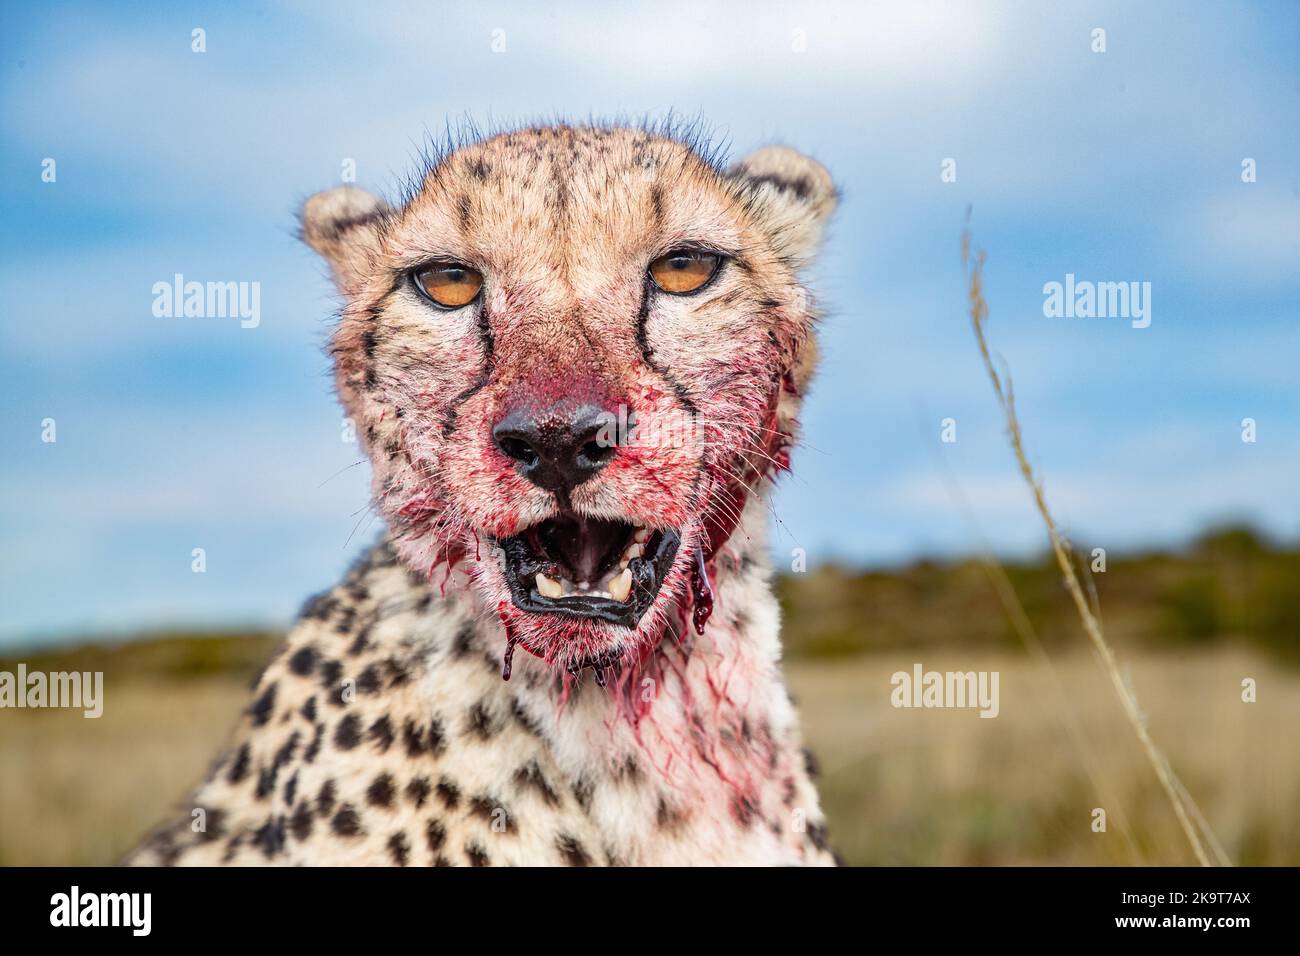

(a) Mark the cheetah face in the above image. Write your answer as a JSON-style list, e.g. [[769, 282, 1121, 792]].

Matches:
[[302, 124, 836, 676]]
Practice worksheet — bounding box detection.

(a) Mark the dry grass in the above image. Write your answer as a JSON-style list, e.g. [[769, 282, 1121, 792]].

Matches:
[[0, 676, 248, 867], [1, 647, 1294, 866], [792, 648, 1300, 866]]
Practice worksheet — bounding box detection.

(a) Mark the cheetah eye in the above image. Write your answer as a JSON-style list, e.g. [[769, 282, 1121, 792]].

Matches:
[[414, 262, 484, 308], [648, 249, 722, 295]]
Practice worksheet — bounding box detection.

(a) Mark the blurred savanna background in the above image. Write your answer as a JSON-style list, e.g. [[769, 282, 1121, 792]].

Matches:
[[2, 2, 1297, 866]]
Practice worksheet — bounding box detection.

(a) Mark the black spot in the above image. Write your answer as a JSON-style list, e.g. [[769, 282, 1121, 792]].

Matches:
[[509, 698, 544, 737], [468, 157, 492, 180], [451, 623, 475, 658], [467, 701, 497, 740], [300, 696, 318, 723], [435, 778, 461, 810], [255, 764, 277, 800], [426, 718, 446, 755], [249, 683, 277, 727], [299, 591, 337, 621], [387, 832, 410, 866], [361, 329, 377, 359], [356, 664, 382, 694], [469, 795, 511, 832], [368, 715, 395, 752], [253, 816, 286, 859], [316, 779, 336, 817], [426, 819, 446, 853], [571, 777, 594, 812], [334, 713, 362, 750], [383, 657, 412, 688], [556, 834, 590, 867], [403, 718, 446, 758], [272, 730, 300, 768], [732, 795, 757, 829], [289, 802, 313, 841], [304, 722, 324, 763], [802, 747, 820, 780], [405, 776, 431, 808], [656, 797, 685, 832], [283, 771, 299, 806], [319, 659, 345, 706], [227, 743, 251, 784], [347, 630, 371, 656], [331, 804, 363, 837], [513, 761, 559, 806], [367, 773, 396, 808], [288, 646, 318, 677], [807, 821, 831, 853], [615, 755, 642, 785], [465, 843, 490, 867]]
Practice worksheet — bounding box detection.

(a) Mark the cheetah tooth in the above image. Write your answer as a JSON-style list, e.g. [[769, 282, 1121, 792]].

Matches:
[[536, 573, 564, 599], [608, 567, 633, 602]]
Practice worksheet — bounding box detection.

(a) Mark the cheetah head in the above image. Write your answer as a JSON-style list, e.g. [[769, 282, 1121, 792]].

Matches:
[[302, 124, 836, 679]]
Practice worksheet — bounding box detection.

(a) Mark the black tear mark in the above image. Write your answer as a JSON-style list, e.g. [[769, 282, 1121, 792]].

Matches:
[[634, 279, 698, 416], [441, 297, 495, 438]]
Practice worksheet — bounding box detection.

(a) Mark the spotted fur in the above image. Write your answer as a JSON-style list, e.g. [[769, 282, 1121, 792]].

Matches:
[[127, 122, 838, 866]]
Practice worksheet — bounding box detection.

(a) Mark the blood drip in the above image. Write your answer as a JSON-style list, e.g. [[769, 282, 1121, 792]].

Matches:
[[690, 545, 715, 635], [499, 605, 520, 681]]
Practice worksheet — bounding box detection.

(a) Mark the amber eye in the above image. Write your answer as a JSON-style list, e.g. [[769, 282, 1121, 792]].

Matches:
[[414, 263, 484, 308], [648, 249, 722, 295]]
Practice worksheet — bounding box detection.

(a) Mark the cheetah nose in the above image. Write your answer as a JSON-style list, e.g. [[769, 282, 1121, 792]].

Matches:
[[492, 402, 616, 492]]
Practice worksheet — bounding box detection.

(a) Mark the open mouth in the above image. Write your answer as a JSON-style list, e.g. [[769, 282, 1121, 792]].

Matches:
[[500, 515, 681, 628]]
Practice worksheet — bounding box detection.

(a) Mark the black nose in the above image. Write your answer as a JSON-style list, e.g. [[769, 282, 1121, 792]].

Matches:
[[493, 402, 616, 492]]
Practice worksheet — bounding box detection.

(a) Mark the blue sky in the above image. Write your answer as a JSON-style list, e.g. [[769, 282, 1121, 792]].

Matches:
[[2, 1, 1297, 646]]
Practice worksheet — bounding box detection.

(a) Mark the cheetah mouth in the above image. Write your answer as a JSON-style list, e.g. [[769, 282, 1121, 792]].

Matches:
[[499, 515, 681, 627]]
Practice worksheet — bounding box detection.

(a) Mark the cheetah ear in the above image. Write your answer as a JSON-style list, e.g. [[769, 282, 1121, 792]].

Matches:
[[727, 146, 837, 266], [299, 186, 391, 294]]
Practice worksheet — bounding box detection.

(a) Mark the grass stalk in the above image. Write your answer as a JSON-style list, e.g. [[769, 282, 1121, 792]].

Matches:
[[961, 226, 1220, 867]]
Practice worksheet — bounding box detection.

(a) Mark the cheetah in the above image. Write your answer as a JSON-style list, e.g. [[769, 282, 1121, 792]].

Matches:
[[127, 122, 839, 866]]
